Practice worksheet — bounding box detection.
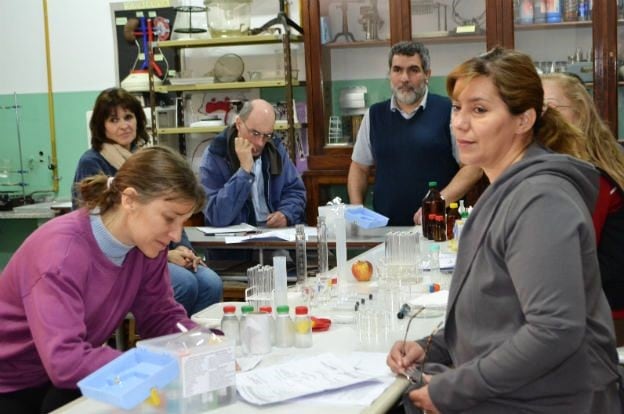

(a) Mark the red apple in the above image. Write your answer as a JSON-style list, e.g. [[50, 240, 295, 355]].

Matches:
[[351, 260, 373, 282]]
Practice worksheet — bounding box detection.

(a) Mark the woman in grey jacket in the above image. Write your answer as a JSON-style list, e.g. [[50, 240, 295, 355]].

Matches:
[[387, 47, 621, 413]]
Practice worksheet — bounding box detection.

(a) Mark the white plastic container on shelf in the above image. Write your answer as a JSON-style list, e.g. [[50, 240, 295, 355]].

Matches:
[[137, 330, 236, 413]]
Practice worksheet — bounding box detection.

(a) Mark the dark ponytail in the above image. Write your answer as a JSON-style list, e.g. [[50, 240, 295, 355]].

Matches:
[[78, 146, 205, 215]]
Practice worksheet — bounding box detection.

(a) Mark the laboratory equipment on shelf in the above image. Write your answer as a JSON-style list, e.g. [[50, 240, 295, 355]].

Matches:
[[204, 0, 252, 38]]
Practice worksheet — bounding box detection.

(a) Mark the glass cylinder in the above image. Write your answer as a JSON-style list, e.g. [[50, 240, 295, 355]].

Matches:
[[295, 224, 307, 288], [317, 216, 329, 274]]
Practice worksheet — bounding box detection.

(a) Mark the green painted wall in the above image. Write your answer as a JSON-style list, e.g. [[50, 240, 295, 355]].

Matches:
[[0, 91, 99, 199], [0, 91, 98, 269]]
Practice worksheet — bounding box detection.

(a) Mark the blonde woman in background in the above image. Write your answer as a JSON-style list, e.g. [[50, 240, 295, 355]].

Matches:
[[542, 73, 624, 314]]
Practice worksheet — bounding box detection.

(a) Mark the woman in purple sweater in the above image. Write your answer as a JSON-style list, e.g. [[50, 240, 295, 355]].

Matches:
[[0, 146, 205, 413]]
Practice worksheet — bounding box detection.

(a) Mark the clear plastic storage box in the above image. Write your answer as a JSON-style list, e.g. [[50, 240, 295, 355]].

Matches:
[[137, 330, 236, 413], [77, 347, 178, 410]]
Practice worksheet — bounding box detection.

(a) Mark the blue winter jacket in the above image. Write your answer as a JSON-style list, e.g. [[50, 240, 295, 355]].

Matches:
[[199, 126, 306, 226]]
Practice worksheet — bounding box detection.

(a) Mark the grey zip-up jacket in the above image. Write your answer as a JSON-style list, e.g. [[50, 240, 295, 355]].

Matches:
[[421, 143, 619, 413]]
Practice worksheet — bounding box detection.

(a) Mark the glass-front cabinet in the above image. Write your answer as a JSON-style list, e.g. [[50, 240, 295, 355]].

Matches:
[[302, 0, 489, 223], [411, 1, 487, 104], [508, 1, 620, 141], [301, 0, 622, 223]]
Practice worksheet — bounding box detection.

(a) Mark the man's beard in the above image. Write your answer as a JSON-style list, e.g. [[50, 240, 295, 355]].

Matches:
[[393, 83, 426, 106]]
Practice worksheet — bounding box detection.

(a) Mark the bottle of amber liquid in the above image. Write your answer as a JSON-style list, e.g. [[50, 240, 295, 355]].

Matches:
[[422, 181, 445, 240], [446, 202, 461, 240]]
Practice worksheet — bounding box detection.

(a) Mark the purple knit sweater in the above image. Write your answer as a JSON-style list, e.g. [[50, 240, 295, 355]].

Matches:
[[0, 209, 194, 392]]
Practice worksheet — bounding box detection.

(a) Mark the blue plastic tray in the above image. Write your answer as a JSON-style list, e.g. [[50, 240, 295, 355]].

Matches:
[[344, 206, 389, 229], [78, 347, 178, 410]]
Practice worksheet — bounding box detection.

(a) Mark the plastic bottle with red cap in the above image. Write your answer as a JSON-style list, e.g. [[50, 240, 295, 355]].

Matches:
[[294, 306, 313, 348], [259, 305, 275, 345], [220, 305, 240, 345]]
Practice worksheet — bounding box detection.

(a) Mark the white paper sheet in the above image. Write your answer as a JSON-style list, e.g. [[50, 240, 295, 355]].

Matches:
[[298, 352, 394, 406], [196, 223, 257, 235], [235, 353, 383, 405], [224, 227, 318, 244], [410, 290, 449, 309]]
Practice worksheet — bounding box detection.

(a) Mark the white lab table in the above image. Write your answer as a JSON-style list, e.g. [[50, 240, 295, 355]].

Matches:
[[53, 237, 451, 414]]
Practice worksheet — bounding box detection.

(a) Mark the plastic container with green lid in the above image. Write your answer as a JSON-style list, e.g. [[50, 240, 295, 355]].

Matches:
[[275, 305, 294, 347]]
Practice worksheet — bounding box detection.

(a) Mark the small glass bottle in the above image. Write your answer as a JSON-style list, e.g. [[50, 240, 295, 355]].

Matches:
[[294, 306, 313, 348], [422, 181, 444, 240], [446, 202, 461, 240], [533, 0, 546, 23], [295, 224, 307, 289], [434, 215, 446, 242], [239, 305, 254, 354], [259, 305, 275, 345], [516, 0, 534, 24], [274, 305, 294, 348], [563, 0, 578, 21], [545, 0, 562, 22], [220, 305, 240, 345], [577, 0, 589, 21]]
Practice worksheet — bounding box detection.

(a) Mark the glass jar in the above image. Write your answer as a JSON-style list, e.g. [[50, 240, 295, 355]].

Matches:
[[204, 0, 252, 38]]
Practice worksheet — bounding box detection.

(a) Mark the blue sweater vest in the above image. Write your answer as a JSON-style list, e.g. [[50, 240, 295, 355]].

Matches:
[[369, 95, 458, 225]]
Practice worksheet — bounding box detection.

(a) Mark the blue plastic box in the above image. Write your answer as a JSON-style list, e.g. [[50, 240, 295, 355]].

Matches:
[[77, 348, 178, 410], [344, 206, 389, 229]]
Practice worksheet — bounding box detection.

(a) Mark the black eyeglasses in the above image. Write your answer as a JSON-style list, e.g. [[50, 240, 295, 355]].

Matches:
[[400, 308, 444, 387], [241, 119, 273, 141]]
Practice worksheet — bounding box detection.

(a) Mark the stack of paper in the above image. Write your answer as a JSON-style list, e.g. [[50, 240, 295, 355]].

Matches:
[[410, 290, 449, 309], [236, 352, 390, 406]]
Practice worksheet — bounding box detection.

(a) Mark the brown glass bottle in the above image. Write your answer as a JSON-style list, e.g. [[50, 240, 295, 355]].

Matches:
[[446, 202, 461, 240], [422, 181, 445, 240]]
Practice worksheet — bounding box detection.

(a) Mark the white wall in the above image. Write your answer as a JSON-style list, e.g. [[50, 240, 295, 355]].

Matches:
[[1, 0, 48, 93], [0, 0, 119, 94], [0, 0, 304, 95]]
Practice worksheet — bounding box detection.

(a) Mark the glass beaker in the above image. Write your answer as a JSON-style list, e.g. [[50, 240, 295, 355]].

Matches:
[[204, 0, 252, 38]]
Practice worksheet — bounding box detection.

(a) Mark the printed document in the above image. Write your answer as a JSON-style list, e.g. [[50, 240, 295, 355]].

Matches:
[[196, 223, 257, 235], [236, 353, 385, 405], [224, 226, 317, 244]]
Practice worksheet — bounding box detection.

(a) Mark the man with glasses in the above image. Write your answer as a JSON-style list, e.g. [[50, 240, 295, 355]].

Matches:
[[199, 99, 306, 228]]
